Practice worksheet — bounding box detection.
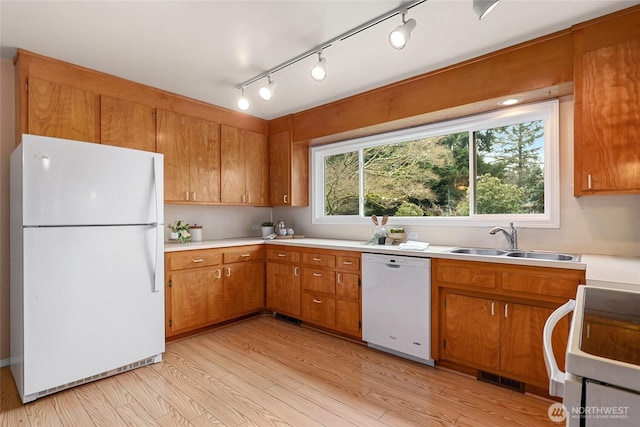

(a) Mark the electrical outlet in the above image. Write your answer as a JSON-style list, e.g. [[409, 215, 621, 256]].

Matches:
[[251, 224, 260, 231], [407, 231, 419, 240]]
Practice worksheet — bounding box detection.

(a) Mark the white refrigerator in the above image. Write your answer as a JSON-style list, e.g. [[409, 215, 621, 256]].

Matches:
[[10, 134, 165, 403]]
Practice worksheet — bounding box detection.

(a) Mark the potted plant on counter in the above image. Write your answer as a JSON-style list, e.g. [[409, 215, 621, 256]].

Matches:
[[168, 220, 191, 243], [261, 221, 274, 237]]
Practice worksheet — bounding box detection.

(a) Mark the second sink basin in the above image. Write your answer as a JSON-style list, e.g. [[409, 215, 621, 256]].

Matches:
[[449, 248, 508, 256], [506, 251, 579, 261]]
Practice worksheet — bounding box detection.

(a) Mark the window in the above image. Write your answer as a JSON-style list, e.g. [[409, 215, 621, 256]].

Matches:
[[312, 100, 559, 227]]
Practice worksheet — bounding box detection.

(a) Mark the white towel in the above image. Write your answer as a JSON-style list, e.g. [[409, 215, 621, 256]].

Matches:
[[398, 240, 430, 251]]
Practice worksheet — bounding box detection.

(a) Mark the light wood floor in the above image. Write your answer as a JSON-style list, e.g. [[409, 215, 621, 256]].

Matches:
[[1, 316, 558, 426]]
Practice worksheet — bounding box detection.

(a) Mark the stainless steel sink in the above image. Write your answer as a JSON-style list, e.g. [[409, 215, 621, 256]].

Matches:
[[448, 248, 508, 256], [505, 251, 580, 262], [447, 247, 580, 262]]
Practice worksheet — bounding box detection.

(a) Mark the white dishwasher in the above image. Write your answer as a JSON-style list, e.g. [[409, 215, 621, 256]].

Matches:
[[362, 253, 434, 365]]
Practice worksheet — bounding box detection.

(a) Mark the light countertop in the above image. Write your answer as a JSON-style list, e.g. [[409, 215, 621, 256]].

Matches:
[[165, 237, 640, 287]]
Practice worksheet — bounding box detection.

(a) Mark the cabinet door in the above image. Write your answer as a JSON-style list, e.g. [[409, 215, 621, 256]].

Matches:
[[336, 300, 360, 337], [190, 117, 220, 203], [501, 303, 568, 386], [266, 262, 301, 317], [220, 125, 246, 203], [100, 96, 155, 152], [27, 77, 99, 143], [224, 262, 265, 318], [269, 130, 291, 206], [576, 37, 640, 194], [170, 268, 223, 333], [244, 129, 269, 205], [157, 110, 190, 202], [443, 293, 500, 370]]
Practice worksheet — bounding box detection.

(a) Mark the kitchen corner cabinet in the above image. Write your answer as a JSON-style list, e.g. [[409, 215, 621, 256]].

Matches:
[[157, 109, 221, 203], [165, 245, 265, 338], [221, 125, 269, 205], [100, 96, 156, 152], [269, 127, 309, 207], [433, 259, 584, 391], [573, 9, 640, 195], [266, 245, 361, 339], [26, 76, 99, 143]]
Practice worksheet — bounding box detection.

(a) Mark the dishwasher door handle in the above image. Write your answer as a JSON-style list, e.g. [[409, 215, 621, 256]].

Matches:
[[385, 263, 402, 269]]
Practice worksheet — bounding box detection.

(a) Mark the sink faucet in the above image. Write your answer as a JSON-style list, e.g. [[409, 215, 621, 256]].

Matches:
[[489, 222, 518, 249]]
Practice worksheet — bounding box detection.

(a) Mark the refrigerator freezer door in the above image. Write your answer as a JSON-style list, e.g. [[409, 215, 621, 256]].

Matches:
[[20, 134, 163, 226], [22, 225, 164, 396]]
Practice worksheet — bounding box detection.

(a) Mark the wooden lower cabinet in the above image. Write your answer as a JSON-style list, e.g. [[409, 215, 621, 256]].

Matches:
[[266, 245, 361, 339], [165, 245, 264, 338], [434, 259, 583, 393]]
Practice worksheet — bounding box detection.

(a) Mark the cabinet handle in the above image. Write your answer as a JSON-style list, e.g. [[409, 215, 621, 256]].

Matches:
[[240, 254, 251, 258], [192, 258, 204, 263], [283, 194, 288, 204], [504, 304, 509, 318], [294, 267, 299, 276], [277, 253, 287, 257], [214, 269, 221, 279], [338, 273, 343, 284], [241, 194, 245, 203], [225, 267, 231, 277], [247, 194, 251, 203], [313, 299, 322, 304], [587, 174, 592, 189], [185, 191, 190, 201], [192, 192, 196, 201], [313, 272, 322, 277], [342, 261, 353, 265], [491, 302, 495, 316], [312, 257, 322, 261], [586, 323, 591, 339]]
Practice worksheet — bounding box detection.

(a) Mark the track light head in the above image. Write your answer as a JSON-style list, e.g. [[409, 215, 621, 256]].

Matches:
[[389, 13, 417, 50], [237, 87, 249, 111], [311, 52, 327, 82], [473, 0, 501, 20], [259, 76, 277, 101]]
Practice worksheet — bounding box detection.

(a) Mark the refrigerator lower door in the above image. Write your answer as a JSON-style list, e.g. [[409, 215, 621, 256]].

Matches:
[[21, 225, 164, 400]]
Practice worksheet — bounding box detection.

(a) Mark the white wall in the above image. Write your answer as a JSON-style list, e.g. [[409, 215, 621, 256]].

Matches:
[[274, 96, 640, 258]]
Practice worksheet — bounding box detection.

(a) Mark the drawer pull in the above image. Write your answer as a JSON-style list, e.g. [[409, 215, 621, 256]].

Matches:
[[192, 258, 204, 263], [338, 273, 343, 284], [313, 257, 323, 261], [294, 267, 300, 276], [342, 261, 353, 265], [504, 303, 509, 318], [313, 299, 323, 304], [313, 272, 322, 277], [277, 253, 287, 257], [225, 267, 231, 277], [214, 269, 221, 279], [240, 254, 251, 258], [185, 191, 189, 201], [491, 302, 495, 316]]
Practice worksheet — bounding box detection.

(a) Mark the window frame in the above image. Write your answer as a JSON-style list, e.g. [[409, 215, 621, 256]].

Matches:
[[311, 100, 560, 228]]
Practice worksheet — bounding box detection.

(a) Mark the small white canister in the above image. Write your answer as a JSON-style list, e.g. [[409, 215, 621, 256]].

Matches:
[[189, 225, 203, 242]]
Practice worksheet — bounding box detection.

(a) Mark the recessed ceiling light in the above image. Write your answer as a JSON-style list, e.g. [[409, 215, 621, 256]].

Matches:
[[499, 98, 521, 106]]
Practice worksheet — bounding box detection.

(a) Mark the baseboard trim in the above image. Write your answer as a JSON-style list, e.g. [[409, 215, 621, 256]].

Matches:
[[0, 358, 10, 368]]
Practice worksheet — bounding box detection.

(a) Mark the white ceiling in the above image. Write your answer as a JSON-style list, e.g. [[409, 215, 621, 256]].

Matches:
[[1, 1, 638, 120]]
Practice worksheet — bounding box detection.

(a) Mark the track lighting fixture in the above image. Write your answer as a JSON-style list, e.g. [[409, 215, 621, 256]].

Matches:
[[237, 87, 249, 111], [473, 0, 501, 20], [389, 12, 417, 50], [258, 76, 277, 101], [311, 51, 327, 82]]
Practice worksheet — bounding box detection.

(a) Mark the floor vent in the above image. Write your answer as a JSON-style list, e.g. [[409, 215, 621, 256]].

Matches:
[[477, 371, 525, 393], [274, 313, 301, 326]]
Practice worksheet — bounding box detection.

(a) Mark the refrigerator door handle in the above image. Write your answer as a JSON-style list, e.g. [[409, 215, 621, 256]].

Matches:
[[543, 299, 575, 397], [152, 156, 162, 294], [152, 156, 160, 224]]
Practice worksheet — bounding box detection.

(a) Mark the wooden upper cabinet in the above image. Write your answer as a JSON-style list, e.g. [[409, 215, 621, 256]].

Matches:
[[100, 96, 156, 152], [157, 109, 220, 203], [268, 117, 309, 207], [27, 77, 99, 143], [221, 124, 268, 205], [573, 9, 640, 195]]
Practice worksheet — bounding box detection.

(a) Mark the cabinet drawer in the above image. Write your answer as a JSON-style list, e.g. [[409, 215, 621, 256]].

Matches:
[[266, 248, 301, 263], [168, 250, 222, 271], [501, 272, 579, 299], [302, 292, 336, 328], [337, 255, 360, 272], [436, 264, 496, 289], [302, 252, 336, 268], [223, 246, 265, 264], [302, 268, 336, 294]]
